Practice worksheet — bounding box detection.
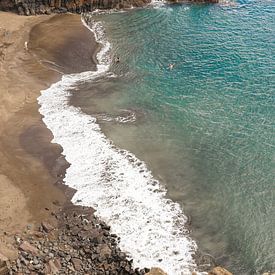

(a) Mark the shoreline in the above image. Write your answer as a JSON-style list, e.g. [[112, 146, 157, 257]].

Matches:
[[0, 11, 232, 275], [0, 10, 94, 258], [37, 12, 207, 275], [0, 11, 158, 275]]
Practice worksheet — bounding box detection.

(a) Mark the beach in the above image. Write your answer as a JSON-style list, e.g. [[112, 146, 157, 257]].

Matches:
[[0, 11, 64, 259], [0, 11, 202, 275], [0, 11, 96, 260], [0, 12, 157, 275], [0, 2, 273, 274]]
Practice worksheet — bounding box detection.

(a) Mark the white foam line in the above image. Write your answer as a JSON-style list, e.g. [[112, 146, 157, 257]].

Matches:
[[38, 15, 201, 275]]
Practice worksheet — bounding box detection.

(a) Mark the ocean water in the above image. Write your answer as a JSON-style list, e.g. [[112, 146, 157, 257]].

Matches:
[[39, 1, 275, 275]]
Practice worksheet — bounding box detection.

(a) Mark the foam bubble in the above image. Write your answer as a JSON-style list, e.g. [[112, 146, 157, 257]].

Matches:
[[38, 16, 201, 275]]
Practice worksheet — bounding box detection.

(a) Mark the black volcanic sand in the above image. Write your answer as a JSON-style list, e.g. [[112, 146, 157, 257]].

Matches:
[[28, 14, 99, 74]]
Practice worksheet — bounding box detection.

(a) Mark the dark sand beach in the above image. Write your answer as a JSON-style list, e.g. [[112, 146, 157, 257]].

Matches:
[[0, 12, 159, 275], [0, 11, 152, 274], [0, 12, 97, 258]]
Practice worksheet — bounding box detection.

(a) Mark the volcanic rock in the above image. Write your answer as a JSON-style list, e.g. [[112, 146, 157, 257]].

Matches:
[[41, 221, 54, 233], [208, 266, 233, 275], [71, 257, 82, 271], [19, 241, 39, 256]]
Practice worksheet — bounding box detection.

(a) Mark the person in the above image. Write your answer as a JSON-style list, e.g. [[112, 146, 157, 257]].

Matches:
[[168, 63, 175, 70], [115, 56, 120, 63], [24, 41, 28, 51]]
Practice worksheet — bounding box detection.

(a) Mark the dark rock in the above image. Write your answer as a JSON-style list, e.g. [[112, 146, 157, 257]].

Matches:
[[1, 0, 219, 16], [8, 205, 149, 274], [98, 244, 112, 258], [41, 221, 54, 233], [17, 6, 25, 15], [48, 259, 62, 274], [19, 241, 39, 256], [71, 257, 82, 271]]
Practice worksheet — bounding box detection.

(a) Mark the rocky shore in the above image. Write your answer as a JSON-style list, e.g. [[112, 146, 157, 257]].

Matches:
[[0, 203, 233, 275], [0, 207, 234, 275], [1, 204, 151, 275], [0, 0, 150, 15], [0, 0, 218, 16]]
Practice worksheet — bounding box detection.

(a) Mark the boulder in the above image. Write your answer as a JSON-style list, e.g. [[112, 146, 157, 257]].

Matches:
[[71, 258, 82, 271], [17, 6, 25, 15], [47, 259, 61, 274], [208, 266, 233, 275], [98, 244, 112, 258], [19, 241, 39, 256], [41, 221, 54, 233], [146, 267, 168, 275]]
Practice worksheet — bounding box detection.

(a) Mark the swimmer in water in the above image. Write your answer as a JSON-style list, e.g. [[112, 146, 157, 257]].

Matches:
[[168, 63, 175, 70], [115, 56, 120, 63]]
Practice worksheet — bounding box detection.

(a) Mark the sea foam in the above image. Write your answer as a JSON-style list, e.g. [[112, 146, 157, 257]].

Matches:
[[38, 15, 200, 275]]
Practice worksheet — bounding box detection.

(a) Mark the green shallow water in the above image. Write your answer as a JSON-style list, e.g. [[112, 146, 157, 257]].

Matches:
[[74, 2, 275, 274]]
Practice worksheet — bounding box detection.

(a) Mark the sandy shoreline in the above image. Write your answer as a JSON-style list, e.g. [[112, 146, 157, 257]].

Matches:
[[0, 12, 97, 259], [0, 11, 233, 275], [0, 12, 157, 275]]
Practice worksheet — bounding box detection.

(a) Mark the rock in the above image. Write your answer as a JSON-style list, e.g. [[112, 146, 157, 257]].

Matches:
[[32, 231, 44, 238], [208, 266, 233, 275], [7, 204, 148, 274], [29, 7, 35, 15], [19, 241, 39, 256], [0, 253, 8, 265], [17, 6, 25, 15], [0, 252, 9, 275], [41, 221, 54, 233], [98, 244, 112, 258], [48, 259, 61, 274], [0, 266, 9, 275], [71, 258, 82, 271], [2, 0, 219, 16], [146, 267, 168, 275]]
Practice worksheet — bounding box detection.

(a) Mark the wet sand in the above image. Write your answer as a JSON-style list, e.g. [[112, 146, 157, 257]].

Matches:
[[0, 12, 98, 259]]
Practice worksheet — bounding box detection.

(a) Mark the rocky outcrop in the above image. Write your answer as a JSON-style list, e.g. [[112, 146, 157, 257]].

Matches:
[[0, 0, 151, 15], [0, 0, 219, 15]]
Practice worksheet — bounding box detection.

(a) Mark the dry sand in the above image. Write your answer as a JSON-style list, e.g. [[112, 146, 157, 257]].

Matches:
[[0, 12, 98, 259]]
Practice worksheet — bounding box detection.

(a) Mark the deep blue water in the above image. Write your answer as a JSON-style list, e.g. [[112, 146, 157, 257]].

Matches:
[[75, 2, 274, 273]]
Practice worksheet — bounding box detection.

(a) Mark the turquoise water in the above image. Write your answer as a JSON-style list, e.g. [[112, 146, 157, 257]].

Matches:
[[75, 2, 274, 274]]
